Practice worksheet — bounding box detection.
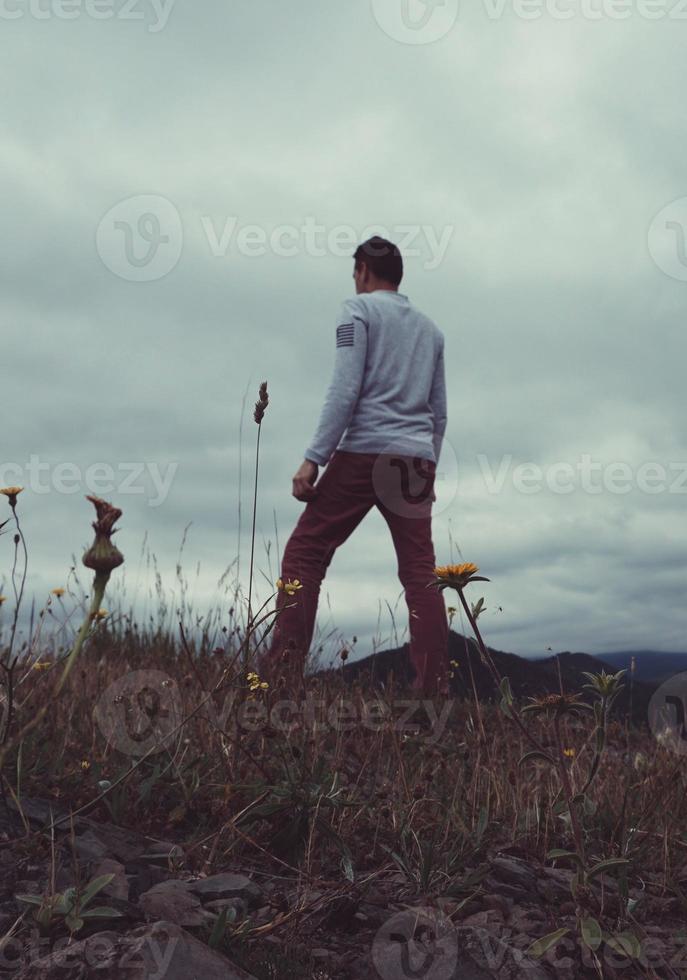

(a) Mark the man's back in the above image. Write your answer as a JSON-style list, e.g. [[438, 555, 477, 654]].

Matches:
[[305, 289, 447, 468]]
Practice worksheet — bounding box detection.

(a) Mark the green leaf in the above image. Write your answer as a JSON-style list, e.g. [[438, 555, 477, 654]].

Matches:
[[527, 928, 570, 959], [546, 849, 584, 867], [65, 913, 84, 933], [209, 907, 231, 949], [15, 894, 44, 908], [499, 677, 513, 705], [587, 858, 630, 879], [237, 801, 288, 822], [580, 916, 603, 951], [606, 931, 641, 959], [81, 906, 123, 919], [80, 874, 115, 909]]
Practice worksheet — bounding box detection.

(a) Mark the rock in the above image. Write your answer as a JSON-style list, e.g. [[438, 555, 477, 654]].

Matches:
[[187, 873, 263, 909], [129, 863, 174, 899], [73, 830, 109, 862], [92, 859, 130, 901], [462, 909, 504, 930], [489, 857, 538, 893], [14, 920, 257, 979], [481, 892, 514, 917], [536, 867, 574, 903], [483, 876, 532, 902], [138, 880, 212, 928]]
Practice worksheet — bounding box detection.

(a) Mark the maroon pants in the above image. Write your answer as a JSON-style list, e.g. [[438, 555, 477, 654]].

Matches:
[[261, 449, 449, 694]]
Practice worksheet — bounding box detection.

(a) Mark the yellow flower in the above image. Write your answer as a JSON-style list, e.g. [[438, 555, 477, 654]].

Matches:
[[431, 563, 489, 592], [450, 660, 459, 668], [0, 486, 23, 507], [80, 760, 91, 771], [246, 671, 268, 692], [563, 748, 576, 758], [93, 608, 108, 621], [32, 661, 52, 671], [51, 588, 66, 598], [277, 578, 303, 596]]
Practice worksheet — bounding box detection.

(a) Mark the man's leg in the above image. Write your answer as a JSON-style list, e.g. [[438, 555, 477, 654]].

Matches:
[[261, 451, 376, 683], [375, 456, 449, 695]]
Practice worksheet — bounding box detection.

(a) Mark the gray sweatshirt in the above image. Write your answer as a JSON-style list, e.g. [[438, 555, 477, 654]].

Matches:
[[304, 290, 447, 468]]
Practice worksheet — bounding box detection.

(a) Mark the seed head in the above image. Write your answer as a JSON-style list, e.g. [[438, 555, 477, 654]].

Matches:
[[253, 381, 269, 424], [82, 496, 124, 574]]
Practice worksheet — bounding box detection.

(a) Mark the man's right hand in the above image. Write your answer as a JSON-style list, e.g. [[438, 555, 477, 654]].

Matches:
[[292, 459, 319, 502]]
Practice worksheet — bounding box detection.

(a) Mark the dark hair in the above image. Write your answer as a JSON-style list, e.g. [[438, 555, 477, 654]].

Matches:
[[353, 236, 403, 286]]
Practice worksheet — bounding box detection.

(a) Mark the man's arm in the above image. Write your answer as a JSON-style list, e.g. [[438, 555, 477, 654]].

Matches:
[[429, 338, 447, 465], [304, 301, 368, 467]]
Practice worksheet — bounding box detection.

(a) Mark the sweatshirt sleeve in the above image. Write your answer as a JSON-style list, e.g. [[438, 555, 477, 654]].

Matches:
[[304, 300, 368, 467], [429, 336, 447, 465]]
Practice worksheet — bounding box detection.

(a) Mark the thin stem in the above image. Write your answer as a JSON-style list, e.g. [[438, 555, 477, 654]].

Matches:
[[6, 505, 28, 666], [57, 572, 109, 695], [245, 422, 262, 670], [554, 714, 587, 867], [456, 587, 502, 691]]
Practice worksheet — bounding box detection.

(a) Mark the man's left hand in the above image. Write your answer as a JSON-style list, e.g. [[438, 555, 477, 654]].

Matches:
[[293, 460, 319, 502]]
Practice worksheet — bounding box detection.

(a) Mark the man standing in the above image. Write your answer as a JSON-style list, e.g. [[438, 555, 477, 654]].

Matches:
[[262, 237, 449, 694]]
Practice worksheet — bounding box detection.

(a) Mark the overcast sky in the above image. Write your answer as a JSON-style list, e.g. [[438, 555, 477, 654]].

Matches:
[[1, 0, 686, 663]]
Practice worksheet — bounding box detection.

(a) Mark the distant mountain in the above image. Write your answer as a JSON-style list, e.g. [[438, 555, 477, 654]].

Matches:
[[331, 631, 653, 722], [596, 651, 687, 685]]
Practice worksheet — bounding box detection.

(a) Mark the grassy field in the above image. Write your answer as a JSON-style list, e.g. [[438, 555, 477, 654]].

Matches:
[[1, 410, 686, 977]]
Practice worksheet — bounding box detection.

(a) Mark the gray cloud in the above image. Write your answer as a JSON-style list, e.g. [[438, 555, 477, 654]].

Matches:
[[1, 0, 685, 663]]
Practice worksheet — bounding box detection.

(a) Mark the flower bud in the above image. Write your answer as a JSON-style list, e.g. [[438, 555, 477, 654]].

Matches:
[[82, 495, 124, 573]]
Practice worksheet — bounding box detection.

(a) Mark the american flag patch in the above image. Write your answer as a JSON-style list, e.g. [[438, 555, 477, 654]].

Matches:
[[336, 322, 355, 348]]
